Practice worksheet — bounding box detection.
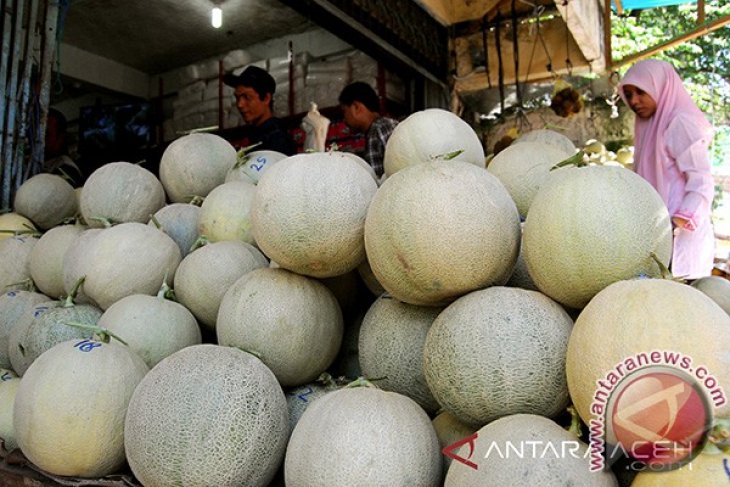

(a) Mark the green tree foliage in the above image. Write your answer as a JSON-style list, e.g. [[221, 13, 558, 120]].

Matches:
[[611, 1, 730, 128]]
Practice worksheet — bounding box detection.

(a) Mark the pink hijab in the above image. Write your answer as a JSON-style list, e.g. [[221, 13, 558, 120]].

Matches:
[[617, 59, 713, 200]]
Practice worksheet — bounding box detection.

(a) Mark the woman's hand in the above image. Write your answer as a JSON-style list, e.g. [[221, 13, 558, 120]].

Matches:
[[672, 216, 690, 229]]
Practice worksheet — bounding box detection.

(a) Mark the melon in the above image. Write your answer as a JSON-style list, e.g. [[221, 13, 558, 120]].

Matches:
[[487, 140, 574, 217], [149, 203, 201, 257], [445, 414, 618, 486], [358, 295, 442, 413], [159, 132, 237, 203], [338, 151, 379, 184], [80, 162, 165, 228], [566, 278, 730, 423], [523, 165, 672, 309], [99, 290, 202, 368], [432, 411, 476, 475], [0, 290, 49, 370], [424, 286, 573, 427], [285, 386, 442, 486], [285, 375, 340, 435], [630, 446, 730, 486], [14, 338, 148, 477], [124, 345, 288, 487], [175, 240, 267, 330], [225, 149, 287, 184], [8, 295, 102, 375], [691, 276, 730, 315], [0, 372, 20, 451], [506, 228, 539, 291], [0, 235, 38, 291], [364, 160, 520, 306], [217, 268, 343, 387], [61, 228, 103, 305], [13, 174, 76, 229], [29, 223, 85, 298], [0, 213, 36, 241], [251, 152, 378, 278], [198, 180, 258, 244], [514, 128, 577, 155], [83, 223, 182, 310], [383, 108, 485, 177], [357, 258, 385, 296]]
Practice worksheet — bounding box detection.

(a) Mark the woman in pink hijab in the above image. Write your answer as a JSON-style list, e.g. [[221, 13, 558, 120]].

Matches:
[[618, 59, 715, 279]]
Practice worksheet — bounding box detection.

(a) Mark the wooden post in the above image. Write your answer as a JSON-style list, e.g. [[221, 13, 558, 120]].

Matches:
[[218, 59, 224, 130], [604, 0, 612, 70], [0, 0, 14, 208], [698, 0, 705, 24]]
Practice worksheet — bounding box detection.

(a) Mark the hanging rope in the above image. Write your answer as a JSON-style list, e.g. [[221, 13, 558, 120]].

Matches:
[[481, 14, 492, 89], [563, 0, 573, 76], [494, 12, 506, 113], [511, 0, 522, 108]]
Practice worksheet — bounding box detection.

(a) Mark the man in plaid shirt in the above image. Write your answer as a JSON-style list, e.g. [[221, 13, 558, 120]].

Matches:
[[339, 82, 398, 178]]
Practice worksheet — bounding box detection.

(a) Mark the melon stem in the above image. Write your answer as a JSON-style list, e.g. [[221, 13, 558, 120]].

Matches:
[[149, 214, 162, 230], [550, 150, 586, 170], [90, 217, 115, 228], [189, 235, 209, 252], [64, 322, 128, 346], [433, 149, 465, 161], [188, 195, 205, 207], [63, 277, 85, 307], [709, 419, 730, 453], [156, 274, 176, 301], [345, 377, 385, 389], [648, 252, 684, 282], [566, 405, 582, 438]]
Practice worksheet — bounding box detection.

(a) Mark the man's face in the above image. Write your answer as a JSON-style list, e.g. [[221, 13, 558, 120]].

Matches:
[[341, 102, 363, 132], [234, 86, 271, 126]]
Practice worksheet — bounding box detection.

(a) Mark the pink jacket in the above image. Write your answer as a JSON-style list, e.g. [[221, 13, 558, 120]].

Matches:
[[618, 59, 715, 279]]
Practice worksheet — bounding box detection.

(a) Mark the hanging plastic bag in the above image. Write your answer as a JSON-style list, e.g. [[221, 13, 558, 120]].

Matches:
[[301, 102, 330, 152]]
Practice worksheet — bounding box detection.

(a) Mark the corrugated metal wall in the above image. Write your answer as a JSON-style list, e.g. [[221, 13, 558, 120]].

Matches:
[[0, 0, 59, 208]]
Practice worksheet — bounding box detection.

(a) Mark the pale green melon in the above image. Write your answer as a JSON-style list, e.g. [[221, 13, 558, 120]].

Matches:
[[8, 298, 102, 375], [357, 258, 385, 296], [99, 293, 201, 368], [445, 414, 618, 486], [225, 149, 287, 184], [175, 240, 267, 330], [285, 386, 442, 486], [424, 286, 573, 427], [514, 128, 577, 155], [691, 276, 730, 315], [432, 411, 476, 476], [83, 223, 182, 310], [630, 447, 730, 486], [487, 141, 573, 217], [383, 108, 485, 177], [124, 345, 288, 487], [198, 180, 257, 244], [285, 377, 340, 435], [14, 339, 148, 477], [217, 268, 343, 387], [0, 291, 48, 370], [507, 225, 538, 291], [61, 228, 103, 305], [13, 174, 76, 229], [159, 133, 237, 203], [0, 372, 20, 451], [29, 223, 85, 299], [251, 152, 378, 278], [149, 203, 201, 257], [566, 278, 730, 423], [0, 236, 38, 291], [364, 160, 520, 306], [358, 295, 442, 413], [523, 165, 672, 309], [80, 162, 165, 228], [0, 213, 36, 241]]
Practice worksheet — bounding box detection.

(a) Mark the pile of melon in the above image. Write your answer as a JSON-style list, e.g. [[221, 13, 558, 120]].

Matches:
[[0, 111, 728, 487]]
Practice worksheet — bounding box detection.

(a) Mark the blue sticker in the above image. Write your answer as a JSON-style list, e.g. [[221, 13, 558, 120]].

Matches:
[[33, 306, 49, 318], [6, 291, 17, 297]]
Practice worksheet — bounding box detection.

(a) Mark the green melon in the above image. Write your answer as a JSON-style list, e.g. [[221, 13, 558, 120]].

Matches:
[[217, 268, 343, 387], [29, 223, 85, 299], [149, 203, 201, 257], [285, 386, 442, 486], [364, 160, 520, 306], [523, 165, 672, 309], [383, 108, 485, 177], [13, 174, 76, 229], [0, 291, 48, 370], [444, 414, 618, 486], [691, 276, 730, 315], [198, 180, 258, 244], [175, 240, 268, 330], [14, 339, 148, 477], [251, 152, 378, 278], [432, 411, 476, 476], [225, 149, 288, 185], [159, 133, 237, 203], [514, 128, 577, 155], [285, 376, 341, 435], [80, 162, 165, 228], [61, 228, 103, 305], [124, 344, 288, 487], [424, 286, 573, 427], [0, 236, 38, 291], [358, 295, 442, 413]]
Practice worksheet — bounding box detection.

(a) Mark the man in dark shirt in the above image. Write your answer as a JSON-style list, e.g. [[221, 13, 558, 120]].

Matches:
[[223, 66, 295, 155], [339, 82, 398, 178]]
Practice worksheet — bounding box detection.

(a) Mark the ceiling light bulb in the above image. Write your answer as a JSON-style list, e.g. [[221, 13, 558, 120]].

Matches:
[[211, 7, 222, 28]]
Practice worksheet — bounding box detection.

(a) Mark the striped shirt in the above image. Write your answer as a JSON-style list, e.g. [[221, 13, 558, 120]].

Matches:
[[364, 116, 398, 177]]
